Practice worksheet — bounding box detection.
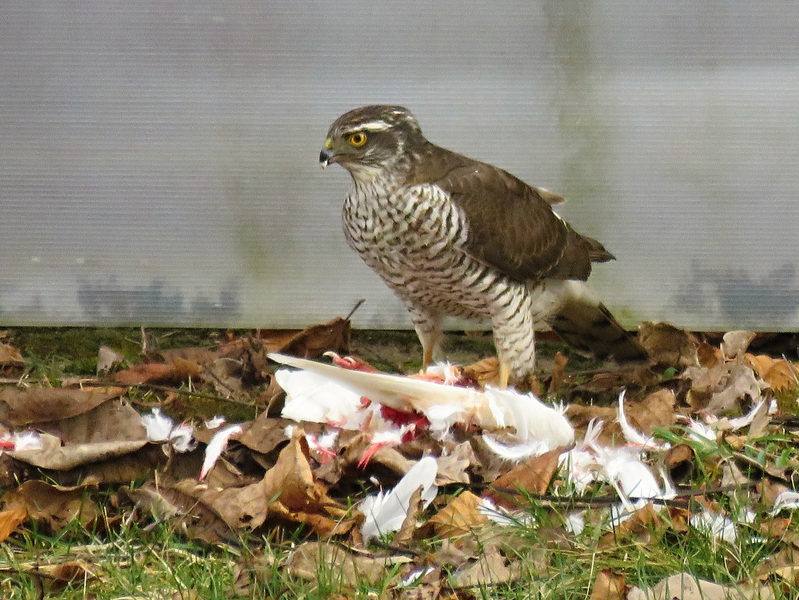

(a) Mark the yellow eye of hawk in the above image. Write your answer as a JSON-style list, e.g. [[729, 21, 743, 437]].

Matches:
[[348, 132, 367, 147]]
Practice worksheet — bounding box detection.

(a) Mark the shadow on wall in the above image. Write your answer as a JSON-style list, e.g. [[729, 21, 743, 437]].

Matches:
[[76, 278, 242, 324], [673, 261, 799, 329]]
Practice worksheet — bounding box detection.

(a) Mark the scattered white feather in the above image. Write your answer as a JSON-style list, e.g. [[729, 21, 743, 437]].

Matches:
[[739, 508, 757, 524], [592, 445, 669, 522], [564, 511, 585, 535], [276, 368, 369, 429], [559, 419, 604, 493], [726, 399, 766, 431], [617, 390, 664, 451], [199, 424, 243, 480], [141, 408, 196, 452], [690, 510, 737, 543], [400, 566, 435, 587], [484, 387, 574, 448], [2, 431, 43, 452], [423, 362, 461, 385], [141, 408, 174, 442], [477, 497, 534, 527], [478, 387, 574, 460], [683, 418, 718, 444], [205, 415, 226, 429], [770, 490, 799, 515], [482, 436, 549, 461], [360, 456, 438, 542], [169, 423, 197, 453]]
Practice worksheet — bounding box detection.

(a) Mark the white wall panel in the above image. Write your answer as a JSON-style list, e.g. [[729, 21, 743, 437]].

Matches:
[[1, 1, 797, 330]]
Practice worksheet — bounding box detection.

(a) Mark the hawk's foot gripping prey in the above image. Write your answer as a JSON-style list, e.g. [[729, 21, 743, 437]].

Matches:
[[320, 105, 646, 385]]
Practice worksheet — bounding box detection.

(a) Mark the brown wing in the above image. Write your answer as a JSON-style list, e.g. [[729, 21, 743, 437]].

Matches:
[[407, 143, 613, 282]]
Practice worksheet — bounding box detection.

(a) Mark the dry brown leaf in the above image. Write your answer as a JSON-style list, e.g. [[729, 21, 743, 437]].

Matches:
[[697, 341, 724, 368], [575, 371, 629, 394], [451, 540, 521, 587], [429, 491, 488, 539], [757, 517, 793, 539], [181, 476, 271, 530], [123, 482, 239, 545], [0, 508, 27, 542], [460, 356, 501, 388], [745, 354, 777, 379], [566, 404, 618, 446], [38, 398, 147, 444], [663, 443, 695, 485], [637, 321, 698, 368], [0, 342, 25, 370], [434, 441, 476, 485], [705, 363, 765, 416], [9, 432, 150, 471], [628, 572, 775, 600], [58, 442, 168, 485], [341, 434, 414, 475], [395, 578, 442, 600], [625, 389, 677, 435], [483, 448, 561, 510], [235, 413, 293, 455], [395, 484, 424, 546], [590, 569, 627, 600], [20, 560, 97, 593], [0, 386, 124, 427], [267, 501, 356, 537], [684, 344, 727, 396], [1, 480, 99, 532], [721, 330, 757, 360], [746, 354, 798, 393], [759, 478, 791, 508], [262, 428, 334, 512], [598, 503, 664, 549], [668, 506, 691, 533], [261, 316, 351, 359], [184, 427, 348, 537], [114, 358, 204, 385]]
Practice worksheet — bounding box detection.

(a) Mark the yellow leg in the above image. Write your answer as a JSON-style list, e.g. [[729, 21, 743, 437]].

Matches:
[[422, 346, 434, 368], [498, 360, 510, 389]]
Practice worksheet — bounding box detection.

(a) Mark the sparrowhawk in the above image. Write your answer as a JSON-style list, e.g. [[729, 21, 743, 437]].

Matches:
[[320, 105, 645, 385]]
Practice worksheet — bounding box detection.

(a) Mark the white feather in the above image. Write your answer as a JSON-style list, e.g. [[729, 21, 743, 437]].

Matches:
[[200, 424, 243, 480], [770, 490, 799, 515], [141, 407, 173, 442], [270, 353, 573, 445], [276, 368, 371, 429], [689, 510, 737, 543], [360, 456, 438, 541], [559, 419, 604, 493], [270, 353, 486, 428], [482, 436, 549, 461]]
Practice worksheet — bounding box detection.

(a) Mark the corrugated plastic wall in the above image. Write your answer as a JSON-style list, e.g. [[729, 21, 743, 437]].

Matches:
[[1, 0, 798, 331]]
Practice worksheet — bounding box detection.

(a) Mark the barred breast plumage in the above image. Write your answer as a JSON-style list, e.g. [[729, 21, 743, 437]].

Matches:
[[321, 105, 646, 385]]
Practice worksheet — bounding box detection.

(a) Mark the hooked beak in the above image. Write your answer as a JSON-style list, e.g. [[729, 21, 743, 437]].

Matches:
[[319, 138, 336, 169], [319, 148, 333, 168]]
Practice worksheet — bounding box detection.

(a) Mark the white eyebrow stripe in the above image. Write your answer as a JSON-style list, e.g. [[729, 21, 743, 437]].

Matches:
[[344, 120, 392, 133]]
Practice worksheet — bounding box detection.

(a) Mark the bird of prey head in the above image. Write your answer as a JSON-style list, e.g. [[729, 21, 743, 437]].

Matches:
[[319, 105, 426, 181]]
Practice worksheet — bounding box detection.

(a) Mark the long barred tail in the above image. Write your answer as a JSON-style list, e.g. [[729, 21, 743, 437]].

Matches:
[[548, 299, 649, 362]]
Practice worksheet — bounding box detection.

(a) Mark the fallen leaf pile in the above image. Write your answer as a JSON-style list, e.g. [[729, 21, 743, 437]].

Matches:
[[1, 321, 799, 599]]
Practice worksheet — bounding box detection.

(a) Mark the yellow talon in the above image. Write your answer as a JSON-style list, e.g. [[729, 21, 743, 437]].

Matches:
[[498, 360, 510, 389]]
